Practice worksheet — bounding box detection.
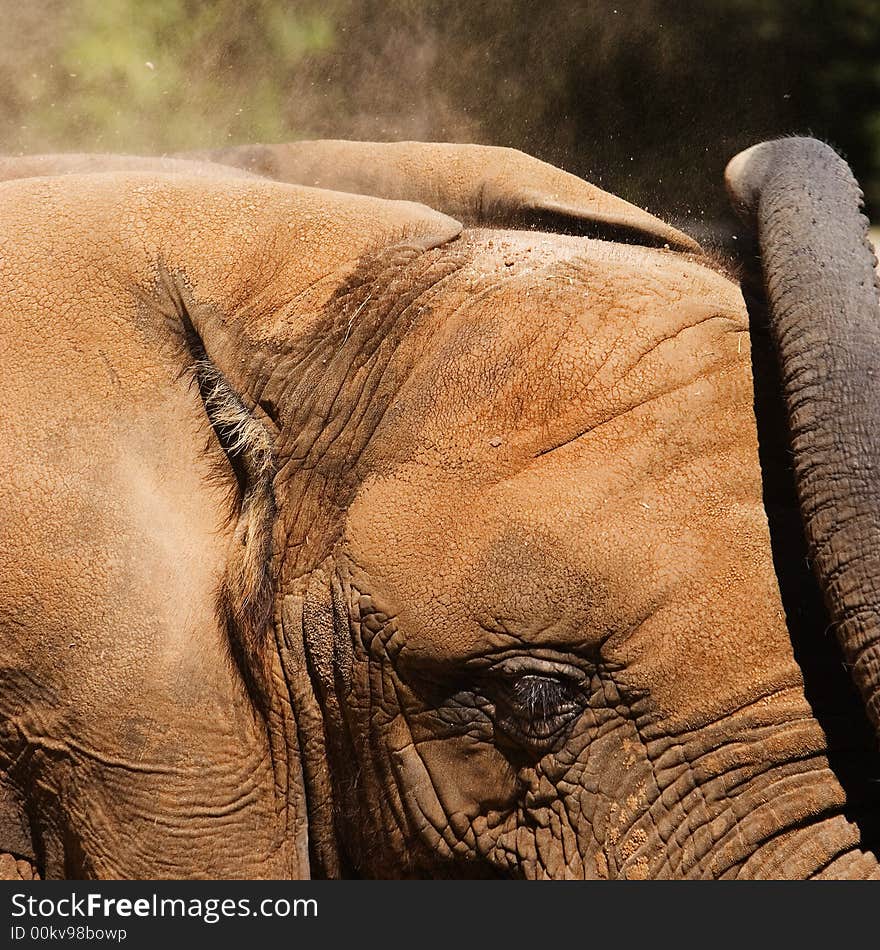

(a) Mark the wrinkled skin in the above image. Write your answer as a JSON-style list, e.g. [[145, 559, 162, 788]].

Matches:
[[311, 233, 877, 879], [0, 146, 878, 879], [727, 138, 880, 737]]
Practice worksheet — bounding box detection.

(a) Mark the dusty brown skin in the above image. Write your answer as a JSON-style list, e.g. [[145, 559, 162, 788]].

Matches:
[[0, 147, 876, 878], [191, 140, 699, 251], [0, 152, 259, 182], [2, 141, 698, 251]]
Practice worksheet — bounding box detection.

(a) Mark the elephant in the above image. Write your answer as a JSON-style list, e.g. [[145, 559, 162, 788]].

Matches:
[[0, 137, 878, 879]]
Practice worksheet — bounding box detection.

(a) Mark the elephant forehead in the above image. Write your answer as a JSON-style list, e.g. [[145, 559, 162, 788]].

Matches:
[[345, 237, 778, 674], [347, 351, 767, 653], [363, 230, 749, 469]]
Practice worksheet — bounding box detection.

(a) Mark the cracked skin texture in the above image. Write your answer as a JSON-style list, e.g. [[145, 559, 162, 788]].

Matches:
[[347, 234, 782, 726], [335, 233, 876, 878], [0, 167, 876, 878]]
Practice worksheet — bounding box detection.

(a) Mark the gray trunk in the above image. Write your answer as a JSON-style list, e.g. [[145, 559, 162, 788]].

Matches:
[[726, 137, 880, 736]]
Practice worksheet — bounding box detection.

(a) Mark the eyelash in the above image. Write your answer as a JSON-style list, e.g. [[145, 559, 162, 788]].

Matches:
[[483, 671, 584, 745], [498, 674, 578, 720]]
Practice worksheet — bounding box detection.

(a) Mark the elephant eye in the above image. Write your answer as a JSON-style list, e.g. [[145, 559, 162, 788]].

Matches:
[[483, 659, 586, 746]]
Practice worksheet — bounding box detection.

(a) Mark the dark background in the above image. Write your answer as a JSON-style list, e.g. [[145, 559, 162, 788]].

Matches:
[[2, 0, 878, 223]]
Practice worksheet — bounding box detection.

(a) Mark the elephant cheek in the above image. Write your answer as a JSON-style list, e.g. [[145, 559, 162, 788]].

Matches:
[[387, 719, 518, 856]]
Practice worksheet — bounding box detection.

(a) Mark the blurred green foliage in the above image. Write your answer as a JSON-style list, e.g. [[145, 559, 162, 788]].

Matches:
[[1, 0, 878, 219], [0, 0, 333, 151]]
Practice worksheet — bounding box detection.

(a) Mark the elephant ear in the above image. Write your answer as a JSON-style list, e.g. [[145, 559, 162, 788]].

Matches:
[[189, 140, 700, 252], [1, 170, 463, 715], [155, 180, 460, 642], [120, 177, 462, 670], [1, 171, 462, 876]]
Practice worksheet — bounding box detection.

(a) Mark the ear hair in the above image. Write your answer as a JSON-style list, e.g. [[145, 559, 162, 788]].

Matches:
[[190, 352, 277, 696]]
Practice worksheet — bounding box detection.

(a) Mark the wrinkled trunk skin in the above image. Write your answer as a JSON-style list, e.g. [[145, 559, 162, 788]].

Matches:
[[726, 137, 880, 737]]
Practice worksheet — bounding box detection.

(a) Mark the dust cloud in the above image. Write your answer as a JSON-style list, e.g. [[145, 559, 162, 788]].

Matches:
[[1, 0, 878, 223]]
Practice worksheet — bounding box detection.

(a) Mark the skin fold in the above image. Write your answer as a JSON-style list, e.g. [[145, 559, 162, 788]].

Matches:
[[0, 146, 877, 878]]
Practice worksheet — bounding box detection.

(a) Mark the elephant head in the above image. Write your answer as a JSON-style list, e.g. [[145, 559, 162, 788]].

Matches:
[[0, 141, 878, 879]]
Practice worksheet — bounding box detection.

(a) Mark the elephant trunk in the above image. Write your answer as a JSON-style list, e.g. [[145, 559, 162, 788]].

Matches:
[[725, 137, 880, 736]]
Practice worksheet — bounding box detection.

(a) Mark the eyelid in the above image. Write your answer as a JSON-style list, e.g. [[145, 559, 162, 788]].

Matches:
[[488, 656, 586, 685]]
